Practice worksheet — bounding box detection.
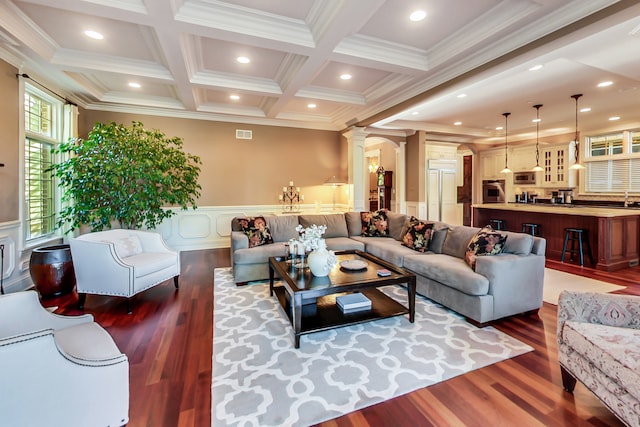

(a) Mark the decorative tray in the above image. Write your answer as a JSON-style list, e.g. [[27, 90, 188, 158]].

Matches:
[[339, 259, 369, 270]]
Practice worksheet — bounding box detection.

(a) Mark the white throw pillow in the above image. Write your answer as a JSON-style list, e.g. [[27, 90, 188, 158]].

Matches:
[[112, 235, 143, 258]]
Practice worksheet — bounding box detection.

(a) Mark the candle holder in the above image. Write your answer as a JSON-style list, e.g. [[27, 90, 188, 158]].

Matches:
[[279, 181, 304, 213]]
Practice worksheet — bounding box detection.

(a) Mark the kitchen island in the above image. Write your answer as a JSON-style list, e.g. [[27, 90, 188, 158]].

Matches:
[[473, 203, 640, 271]]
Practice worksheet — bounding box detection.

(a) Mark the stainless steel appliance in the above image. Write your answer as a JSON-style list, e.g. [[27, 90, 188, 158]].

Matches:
[[513, 171, 537, 185], [482, 179, 505, 203]]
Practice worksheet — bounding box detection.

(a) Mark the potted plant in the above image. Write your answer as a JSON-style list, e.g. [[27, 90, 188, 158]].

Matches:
[[49, 121, 202, 232]]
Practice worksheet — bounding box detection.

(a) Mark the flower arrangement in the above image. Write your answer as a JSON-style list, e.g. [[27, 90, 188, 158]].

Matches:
[[295, 224, 327, 251]]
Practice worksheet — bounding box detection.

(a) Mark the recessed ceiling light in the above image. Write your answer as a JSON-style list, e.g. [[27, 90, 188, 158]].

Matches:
[[411, 111, 419, 115], [236, 56, 250, 64], [128, 82, 141, 88], [340, 74, 352, 80], [457, 93, 467, 98], [597, 80, 613, 87], [307, 103, 317, 108], [454, 121, 462, 126], [84, 30, 103, 40], [229, 95, 240, 100], [580, 107, 592, 113], [532, 118, 541, 123], [528, 64, 543, 71], [409, 10, 426, 22], [609, 116, 620, 121], [496, 126, 504, 131]]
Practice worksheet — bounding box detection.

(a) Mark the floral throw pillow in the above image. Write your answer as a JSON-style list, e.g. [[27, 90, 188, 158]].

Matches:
[[361, 210, 389, 237], [465, 225, 507, 271], [401, 216, 434, 252], [238, 216, 273, 248]]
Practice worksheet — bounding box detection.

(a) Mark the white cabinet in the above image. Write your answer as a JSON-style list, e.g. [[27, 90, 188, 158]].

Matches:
[[542, 145, 568, 186], [511, 146, 536, 172], [480, 150, 502, 179]]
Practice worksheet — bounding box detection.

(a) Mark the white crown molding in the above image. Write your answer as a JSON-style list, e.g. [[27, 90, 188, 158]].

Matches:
[[51, 49, 174, 80], [197, 103, 266, 117], [275, 111, 334, 123], [364, 74, 415, 102], [273, 53, 307, 92], [191, 70, 282, 95], [306, 0, 346, 42], [175, 0, 315, 48], [333, 34, 428, 72], [80, 0, 147, 14], [100, 91, 186, 109], [0, 1, 57, 61], [295, 86, 366, 105]]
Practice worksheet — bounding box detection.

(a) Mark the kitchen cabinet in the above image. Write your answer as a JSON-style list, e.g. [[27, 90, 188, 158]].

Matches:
[[480, 150, 502, 179], [511, 146, 537, 172], [542, 144, 567, 186]]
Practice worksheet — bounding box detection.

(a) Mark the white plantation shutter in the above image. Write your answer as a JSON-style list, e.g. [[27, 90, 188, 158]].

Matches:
[[586, 158, 640, 192]]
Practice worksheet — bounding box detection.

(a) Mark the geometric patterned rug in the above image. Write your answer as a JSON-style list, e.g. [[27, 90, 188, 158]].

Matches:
[[212, 267, 532, 427]]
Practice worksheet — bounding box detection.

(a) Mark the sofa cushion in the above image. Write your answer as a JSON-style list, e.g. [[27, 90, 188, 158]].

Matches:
[[355, 237, 418, 267], [266, 215, 299, 242], [123, 252, 178, 277], [429, 226, 449, 254], [502, 231, 534, 255], [464, 226, 507, 271], [442, 225, 480, 259], [562, 320, 640, 402], [345, 212, 362, 236], [404, 254, 490, 296], [401, 217, 434, 252], [299, 214, 348, 238], [111, 234, 143, 258], [361, 210, 389, 237], [233, 242, 289, 265], [238, 216, 274, 248], [386, 211, 409, 241], [325, 237, 365, 251]]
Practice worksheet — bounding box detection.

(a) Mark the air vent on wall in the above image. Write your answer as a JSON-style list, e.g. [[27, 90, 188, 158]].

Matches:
[[236, 129, 253, 140]]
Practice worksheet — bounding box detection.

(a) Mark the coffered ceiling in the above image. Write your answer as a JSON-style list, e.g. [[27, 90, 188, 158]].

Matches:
[[1, 0, 638, 145]]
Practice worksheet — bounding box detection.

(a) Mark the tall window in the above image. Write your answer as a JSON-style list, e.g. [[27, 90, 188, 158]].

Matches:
[[24, 89, 59, 240], [585, 131, 640, 193]]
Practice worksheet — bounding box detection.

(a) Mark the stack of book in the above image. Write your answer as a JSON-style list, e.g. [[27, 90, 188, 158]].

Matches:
[[337, 292, 371, 313]]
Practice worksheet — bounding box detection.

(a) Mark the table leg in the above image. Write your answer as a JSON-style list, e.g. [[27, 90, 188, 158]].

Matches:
[[269, 264, 274, 296], [293, 292, 302, 348], [407, 278, 416, 323]]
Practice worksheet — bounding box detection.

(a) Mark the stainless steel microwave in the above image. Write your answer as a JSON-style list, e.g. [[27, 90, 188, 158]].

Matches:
[[513, 171, 537, 185]]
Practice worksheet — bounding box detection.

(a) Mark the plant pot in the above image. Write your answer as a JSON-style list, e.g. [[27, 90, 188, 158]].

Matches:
[[29, 244, 76, 298]]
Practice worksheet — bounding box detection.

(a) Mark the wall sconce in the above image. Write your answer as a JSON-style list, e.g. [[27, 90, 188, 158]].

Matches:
[[323, 175, 346, 211], [279, 181, 304, 213]]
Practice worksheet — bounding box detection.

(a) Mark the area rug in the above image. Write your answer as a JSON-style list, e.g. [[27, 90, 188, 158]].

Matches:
[[212, 267, 532, 427], [543, 268, 626, 305]]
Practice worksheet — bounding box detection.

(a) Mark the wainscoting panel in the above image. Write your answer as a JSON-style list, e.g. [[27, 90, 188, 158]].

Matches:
[[0, 220, 33, 293]]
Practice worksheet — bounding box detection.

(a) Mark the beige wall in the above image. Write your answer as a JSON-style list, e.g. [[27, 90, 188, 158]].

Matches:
[[79, 110, 344, 207], [0, 60, 19, 222], [406, 131, 425, 202]]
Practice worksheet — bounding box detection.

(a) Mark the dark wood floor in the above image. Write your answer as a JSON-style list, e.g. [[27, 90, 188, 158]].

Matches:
[[49, 249, 640, 427]]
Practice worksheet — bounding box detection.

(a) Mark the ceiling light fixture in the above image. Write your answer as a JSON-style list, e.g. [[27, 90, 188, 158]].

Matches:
[[128, 82, 141, 88], [528, 64, 543, 71], [457, 93, 467, 98], [409, 10, 426, 21], [229, 95, 240, 100], [532, 104, 544, 172], [569, 94, 585, 170], [411, 111, 419, 115], [340, 74, 352, 80], [500, 112, 512, 174], [84, 30, 103, 40], [307, 103, 317, 108], [580, 107, 592, 112], [454, 121, 462, 126], [609, 116, 620, 121], [236, 56, 250, 64], [597, 81, 613, 87]]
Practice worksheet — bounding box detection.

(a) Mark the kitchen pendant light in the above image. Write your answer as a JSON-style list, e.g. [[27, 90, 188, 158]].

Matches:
[[500, 112, 512, 174], [532, 104, 544, 172], [569, 94, 585, 170]]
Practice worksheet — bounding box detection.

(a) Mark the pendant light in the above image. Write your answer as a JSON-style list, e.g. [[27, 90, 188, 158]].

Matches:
[[500, 112, 512, 174], [532, 104, 544, 172], [569, 94, 585, 170]]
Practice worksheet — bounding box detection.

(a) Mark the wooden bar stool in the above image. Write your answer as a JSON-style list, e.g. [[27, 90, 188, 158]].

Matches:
[[561, 228, 594, 266], [488, 219, 505, 231], [522, 223, 541, 236]]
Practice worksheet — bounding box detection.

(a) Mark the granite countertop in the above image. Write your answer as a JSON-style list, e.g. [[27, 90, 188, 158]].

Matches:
[[472, 203, 640, 217]]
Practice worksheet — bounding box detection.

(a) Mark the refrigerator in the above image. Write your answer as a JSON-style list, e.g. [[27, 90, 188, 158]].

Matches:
[[427, 160, 459, 224]]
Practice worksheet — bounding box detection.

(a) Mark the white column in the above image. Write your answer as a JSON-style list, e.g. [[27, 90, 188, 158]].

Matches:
[[343, 127, 368, 212], [395, 141, 407, 213]]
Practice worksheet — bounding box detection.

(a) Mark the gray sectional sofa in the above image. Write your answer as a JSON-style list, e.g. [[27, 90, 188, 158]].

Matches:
[[230, 211, 546, 326]]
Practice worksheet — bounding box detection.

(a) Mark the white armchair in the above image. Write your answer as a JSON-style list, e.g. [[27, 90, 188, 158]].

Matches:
[[0, 291, 129, 427], [70, 229, 180, 313]]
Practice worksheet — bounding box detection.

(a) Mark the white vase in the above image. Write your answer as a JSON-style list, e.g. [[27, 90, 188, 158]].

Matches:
[[307, 239, 335, 277]]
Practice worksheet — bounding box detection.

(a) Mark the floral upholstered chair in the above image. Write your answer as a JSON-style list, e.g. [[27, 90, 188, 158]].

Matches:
[[557, 290, 640, 426]]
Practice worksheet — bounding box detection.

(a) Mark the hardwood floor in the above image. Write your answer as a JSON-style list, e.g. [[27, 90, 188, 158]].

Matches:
[[50, 249, 637, 427]]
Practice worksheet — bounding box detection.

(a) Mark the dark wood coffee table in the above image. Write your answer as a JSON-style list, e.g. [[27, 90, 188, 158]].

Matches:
[[269, 249, 416, 348]]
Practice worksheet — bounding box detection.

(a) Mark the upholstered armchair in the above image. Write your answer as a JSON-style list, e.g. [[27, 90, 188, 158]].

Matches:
[[69, 229, 180, 313], [0, 291, 129, 427], [557, 290, 640, 426]]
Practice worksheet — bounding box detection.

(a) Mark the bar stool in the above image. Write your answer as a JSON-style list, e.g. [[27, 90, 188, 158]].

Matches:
[[488, 219, 505, 231], [521, 223, 541, 236], [561, 228, 594, 266]]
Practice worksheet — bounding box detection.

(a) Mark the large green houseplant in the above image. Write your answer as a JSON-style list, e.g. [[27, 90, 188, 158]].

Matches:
[[50, 121, 202, 232]]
